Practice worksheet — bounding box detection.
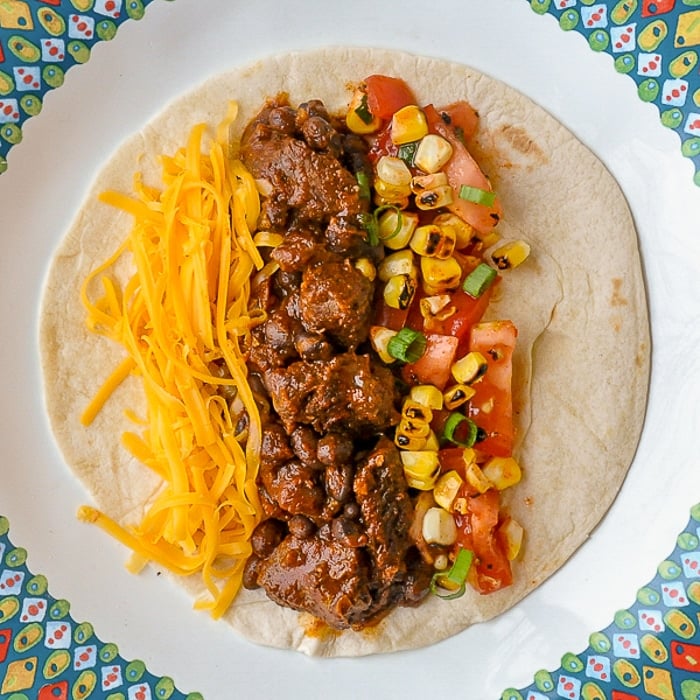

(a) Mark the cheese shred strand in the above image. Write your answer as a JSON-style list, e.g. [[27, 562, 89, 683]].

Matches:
[[79, 103, 265, 617]]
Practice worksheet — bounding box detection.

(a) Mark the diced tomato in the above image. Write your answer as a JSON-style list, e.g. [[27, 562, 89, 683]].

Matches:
[[367, 122, 397, 165], [401, 333, 458, 390], [468, 320, 517, 458], [435, 101, 480, 142], [373, 298, 410, 331], [463, 489, 513, 593], [424, 104, 502, 235], [437, 446, 470, 476], [364, 75, 417, 120]]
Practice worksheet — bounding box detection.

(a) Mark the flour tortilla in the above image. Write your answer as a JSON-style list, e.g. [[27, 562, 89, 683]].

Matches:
[[39, 47, 650, 657]]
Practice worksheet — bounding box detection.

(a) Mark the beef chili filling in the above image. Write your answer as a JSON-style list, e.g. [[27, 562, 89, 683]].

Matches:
[[235, 96, 434, 630]]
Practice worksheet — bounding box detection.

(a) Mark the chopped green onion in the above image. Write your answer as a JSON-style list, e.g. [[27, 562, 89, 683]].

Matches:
[[359, 211, 379, 246], [356, 171, 371, 200], [387, 328, 427, 364], [397, 141, 418, 167], [430, 547, 473, 600], [442, 411, 478, 447], [354, 93, 374, 125], [462, 263, 497, 298], [458, 185, 496, 207]]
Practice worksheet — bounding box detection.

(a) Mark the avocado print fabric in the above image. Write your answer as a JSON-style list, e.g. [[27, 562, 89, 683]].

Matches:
[[0, 0, 167, 175]]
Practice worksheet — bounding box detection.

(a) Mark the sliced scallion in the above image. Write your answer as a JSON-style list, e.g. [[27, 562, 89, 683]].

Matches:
[[462, 263, 497, 298], [356, 171, 371, 200], [442, 411, 478, 448], [458, 184, 496, 207], [430, 547, 473, 600], [354, 93, 374, 125], [397, 141, 418, 167], [387, 328, 427, 364]]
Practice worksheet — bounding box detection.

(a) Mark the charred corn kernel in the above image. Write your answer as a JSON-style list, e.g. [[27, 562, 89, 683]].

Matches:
[[499, 517, 524, 560], [415, 186, 454, 211], [416, 185, 454, 211], [443, 383, 476, 410], [373, 177, 412, 203], [481, 456, 522, 490], [391, 105, 428, 145], [411, 172, 449, 193], [465, 461, 493, 494], [346, 89, 381, 134], [409, 384, 444, 411], [401, 399, 433, 424], [409, 224, 456, 259], [378, 208, 419, 250], [378, 249, 416, 281], [395, 433, 427, 451], [397, 416, 431, 440], [414, 134, 454, 173], [422, 507, 458, 545], [433, 470, 464, 511], [354, 257, 376, 281], [491, 239, 531, 270], [420, 295, 456, 331], [376, 155, 413, 186], [420, 256, 463, 294], [383, 274, 417, 310], [369, 326, 396, 364], [451, 351, 488, 385], [432, 213, 474, 249], [401, 450, 440, 489], [461, 447, 478, 469]]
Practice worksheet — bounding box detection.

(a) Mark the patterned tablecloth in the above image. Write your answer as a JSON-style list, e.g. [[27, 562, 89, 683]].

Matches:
[[1, 1, 700, 699]]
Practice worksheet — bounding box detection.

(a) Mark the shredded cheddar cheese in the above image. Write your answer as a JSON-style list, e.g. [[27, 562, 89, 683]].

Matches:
[[78, 103, 266, 618]]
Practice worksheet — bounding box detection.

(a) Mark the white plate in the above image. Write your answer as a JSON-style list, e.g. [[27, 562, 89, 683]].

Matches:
[[2, 0, 700, 696]]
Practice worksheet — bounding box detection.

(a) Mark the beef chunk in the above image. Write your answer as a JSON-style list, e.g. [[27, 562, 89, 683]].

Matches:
[[263, 353, 399, 435], [354, 438, 414, 584], [255, 534, 374, 630], [299, 258, 373, 349]]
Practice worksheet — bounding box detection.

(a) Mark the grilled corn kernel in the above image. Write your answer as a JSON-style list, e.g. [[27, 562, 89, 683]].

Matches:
[[401, 450, 440, 490], [401, 399, 433, 424], [391, 105, 429, 145], [374, 192, 410, 210], [376, 155, 413, 187], [383, 274, 417, 310], [422, 507, 458, 545], [378, 249, 416, 281], [354, 257, 376, 281], [409, 224, 456, 259], [346, 89, 381, 134], [378, 209, 419, 250], [443, 383, 477, 410], [411, 172, 449, 193], [373, 177, 412, 203], [491, 239, 531, 270], [414, 134, 454, 173], [369, 326, 396, 364], [395, 433, 428, 451], [432, 212, 474, 249], [420, 256, 463, 294], [433, 470, 464, 511], [465, 461, 493, 494], [499, 517, 524, 560], [416, 186, 454, 211], [481, 456, 522, 490], [409, 384, 444, 411], [451, 351, 488, 385], [396, 416, 431, 440]]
